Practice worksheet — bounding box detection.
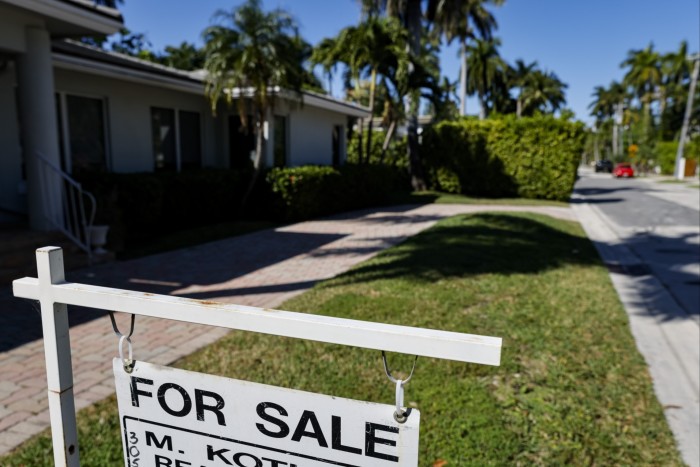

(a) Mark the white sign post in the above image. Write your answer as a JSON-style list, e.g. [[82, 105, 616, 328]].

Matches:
[[13, 247, 502, 467]]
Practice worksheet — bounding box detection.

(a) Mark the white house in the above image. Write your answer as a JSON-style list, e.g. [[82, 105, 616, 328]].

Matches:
[[0, 0, 369, 242]]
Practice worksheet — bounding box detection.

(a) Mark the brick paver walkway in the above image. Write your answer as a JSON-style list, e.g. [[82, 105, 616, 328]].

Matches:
[[0, 204, 574, 455]]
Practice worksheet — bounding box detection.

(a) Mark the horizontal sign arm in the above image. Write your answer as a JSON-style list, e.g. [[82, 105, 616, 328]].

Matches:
[[13, 277, 501, 366]]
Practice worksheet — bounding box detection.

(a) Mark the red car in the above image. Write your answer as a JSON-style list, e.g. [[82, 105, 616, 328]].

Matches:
[[613, 163, 634, 178]]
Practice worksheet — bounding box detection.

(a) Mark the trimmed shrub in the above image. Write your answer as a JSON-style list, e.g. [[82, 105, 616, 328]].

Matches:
[[266, 164, 410, 221], [347, 129, 408, 168], [655, 141, 678, 174], [655, 138, 700, 175], [78, 168, 253, 249], [422, 115, 586, 201], [79, 164, 410, 249]]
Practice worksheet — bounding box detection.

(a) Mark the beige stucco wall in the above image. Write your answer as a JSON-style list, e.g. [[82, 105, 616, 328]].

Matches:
[[53, 68, 222, 173], [287, 104, 347, 167]]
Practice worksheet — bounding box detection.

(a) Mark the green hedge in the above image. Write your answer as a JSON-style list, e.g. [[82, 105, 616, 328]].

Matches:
[[347, 129, 408, 168], [266, 164, 410, 221], [78, 168, 253, 249], [78, 164, 410, 250], [422, 115, 586, 201], [655, 138, 700, 175]]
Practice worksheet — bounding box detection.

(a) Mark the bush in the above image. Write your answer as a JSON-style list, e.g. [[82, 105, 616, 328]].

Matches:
[[78, 163, 411, 250], [655, 137, 700, 175], [347, 129, 408, 168], [655, 141, 678, 174], [78, 168, 253, 249], [422, 115, 586, 201], [266, 164, 410, 221]]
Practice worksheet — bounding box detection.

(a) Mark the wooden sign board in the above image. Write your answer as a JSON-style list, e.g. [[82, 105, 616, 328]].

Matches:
[[114, 359, 420, 467]]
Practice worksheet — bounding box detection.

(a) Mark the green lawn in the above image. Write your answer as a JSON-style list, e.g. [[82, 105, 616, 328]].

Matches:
[[1, 213, 680, 465], [387, 190, 569, 207]]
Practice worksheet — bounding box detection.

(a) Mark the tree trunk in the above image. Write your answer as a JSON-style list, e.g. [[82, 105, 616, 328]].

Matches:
[[516, 96, 522, 118], [459, 42, 468, 116], [356, 118, 364, 164], [365, 68, 377, 164], [240, 112, 266, 210], [405, 0, 427, 191], [379, 119, 397, 164], [479, 94, 487, 120]]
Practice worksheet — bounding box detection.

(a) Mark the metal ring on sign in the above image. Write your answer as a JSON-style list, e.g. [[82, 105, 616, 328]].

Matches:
[[108, 311, 135, 339], [118, 334, 134, 373], [381, 352, 417, 423], [394, 380, 407, 423]]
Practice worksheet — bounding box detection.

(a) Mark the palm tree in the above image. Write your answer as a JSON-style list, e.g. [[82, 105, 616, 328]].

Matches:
[[511, 59, 538, 117], [589, 85, 615, 123], [429, 0, 502, 116], [361, 0, 427, 190], [660, 41, 691, 138], [621, 44, 662, 117], [161, 42, 205, 70], [520, 70, 567, 115], [589, 80, 627, 156], [203, 0, 304, 201], [466, 38, 507, 119], [312, 17, 409, 164]]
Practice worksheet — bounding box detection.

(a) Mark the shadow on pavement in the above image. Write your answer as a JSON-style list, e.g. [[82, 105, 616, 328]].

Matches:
[[569, 197, 625, 205], [0, 229, 347, 352]]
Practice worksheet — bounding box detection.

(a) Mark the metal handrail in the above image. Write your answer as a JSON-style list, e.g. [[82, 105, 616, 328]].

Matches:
[[33, 152, 96, 261]]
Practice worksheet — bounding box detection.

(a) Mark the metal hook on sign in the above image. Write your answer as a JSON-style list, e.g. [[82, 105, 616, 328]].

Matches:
[[381, 351, 418, 423], [109, 312, 136, 373], [108, 311, 135, 339]]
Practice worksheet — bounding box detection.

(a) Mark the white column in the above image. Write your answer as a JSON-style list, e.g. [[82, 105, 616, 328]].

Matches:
[[16, 26, 63, 231]]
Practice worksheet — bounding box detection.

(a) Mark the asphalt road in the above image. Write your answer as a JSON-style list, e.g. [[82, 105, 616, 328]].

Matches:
[[574, 170, 700, 320]]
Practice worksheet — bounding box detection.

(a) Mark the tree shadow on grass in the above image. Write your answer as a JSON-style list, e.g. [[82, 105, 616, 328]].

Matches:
[[327, 213, 600, 287]]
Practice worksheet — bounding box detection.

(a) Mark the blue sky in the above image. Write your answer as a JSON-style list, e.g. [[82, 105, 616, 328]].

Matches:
[[116, 0, 699, 125]]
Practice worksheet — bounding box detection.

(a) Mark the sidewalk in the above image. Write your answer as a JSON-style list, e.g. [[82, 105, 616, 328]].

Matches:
[[0, 203, 574, 456]]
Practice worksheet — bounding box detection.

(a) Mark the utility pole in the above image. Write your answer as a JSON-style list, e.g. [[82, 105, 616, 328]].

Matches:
[[674, 53, 700, 179]]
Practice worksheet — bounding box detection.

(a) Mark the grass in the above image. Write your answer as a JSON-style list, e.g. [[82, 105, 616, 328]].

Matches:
[[1, 213, 681, 466], [387, 190, 568, 207], [657, 179, 689, 184]]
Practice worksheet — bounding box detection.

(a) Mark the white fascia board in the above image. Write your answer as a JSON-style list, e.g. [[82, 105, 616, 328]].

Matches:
[[301, 91, 371, 118], [4, 0, 123, 34], [227, 86, 370, 118], [53, 52, 205, 95]]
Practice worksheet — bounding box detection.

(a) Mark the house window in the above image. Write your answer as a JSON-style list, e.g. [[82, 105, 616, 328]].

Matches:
[[273, 115, 287, 167], [332, 125, 342, 167], [59, 94, 108, 174], [178, 110, 202, 170], [151, 108, 203, 171], [151, 107, 176, 171]]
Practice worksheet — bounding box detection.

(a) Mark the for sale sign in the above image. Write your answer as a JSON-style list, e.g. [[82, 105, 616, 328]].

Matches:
[[113, 359, 420, 467]]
